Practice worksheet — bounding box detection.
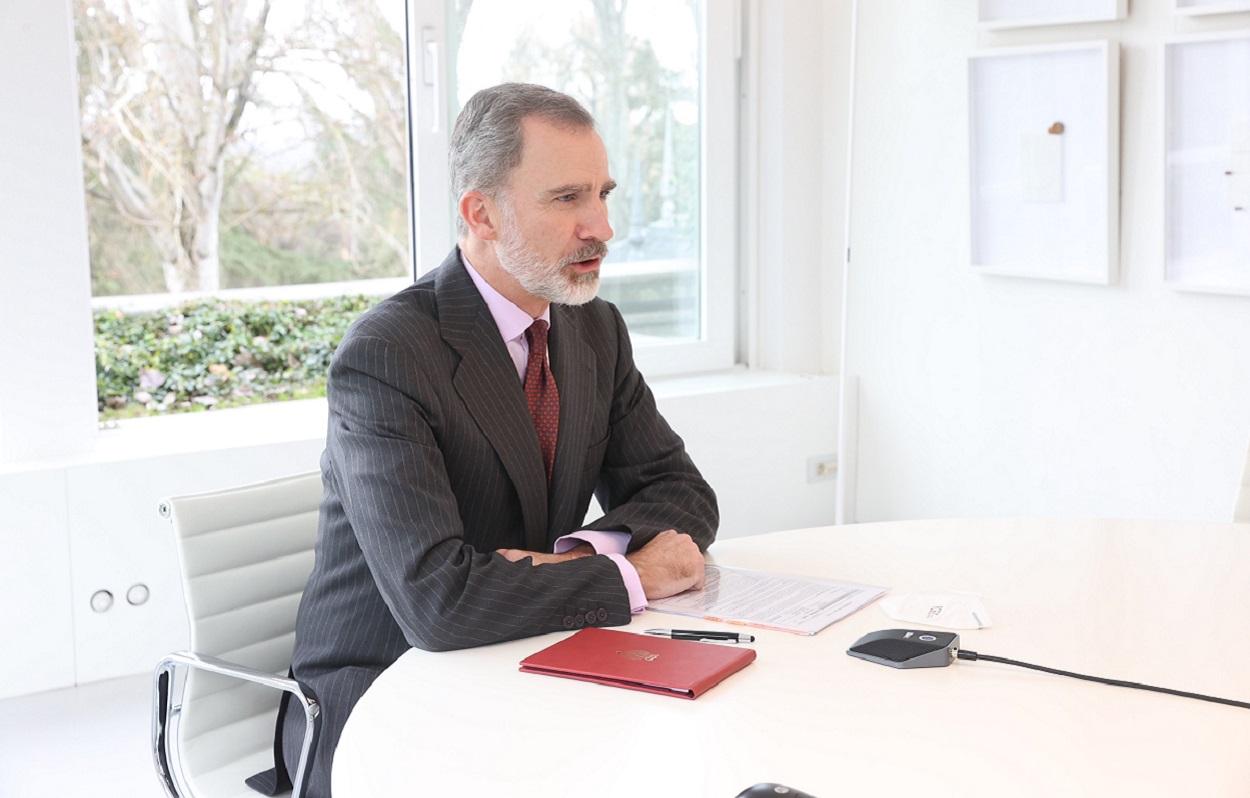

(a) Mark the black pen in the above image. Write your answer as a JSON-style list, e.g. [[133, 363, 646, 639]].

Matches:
[[643, 628, 755, 643]]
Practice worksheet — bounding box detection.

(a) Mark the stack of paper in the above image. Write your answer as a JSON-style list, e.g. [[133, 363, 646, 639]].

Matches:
[[646, 565, 887, 636]]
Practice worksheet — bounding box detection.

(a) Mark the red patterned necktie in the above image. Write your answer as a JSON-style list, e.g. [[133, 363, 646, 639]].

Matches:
[[524, 319, 559, 482]]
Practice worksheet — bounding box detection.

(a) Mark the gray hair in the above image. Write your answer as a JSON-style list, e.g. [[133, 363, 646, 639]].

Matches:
[[449, 83, 595, 236]]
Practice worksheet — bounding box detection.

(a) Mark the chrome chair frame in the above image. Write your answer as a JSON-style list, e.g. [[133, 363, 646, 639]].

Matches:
[[152, 651, 319, 798]]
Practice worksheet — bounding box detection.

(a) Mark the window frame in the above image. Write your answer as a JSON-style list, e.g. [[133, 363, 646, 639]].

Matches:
[[404, 0, 739, 377]]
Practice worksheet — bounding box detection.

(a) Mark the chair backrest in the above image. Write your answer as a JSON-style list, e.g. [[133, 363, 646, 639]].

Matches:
[[162, 472, 322, 790], [1236, 440, 1250, 523]]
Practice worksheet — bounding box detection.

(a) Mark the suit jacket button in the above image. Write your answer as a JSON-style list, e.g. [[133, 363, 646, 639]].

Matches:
[[573, 614, 586, 628], [584, 611, 597, 625], [563, 615, 575, 628], [597, 607, 608, 621]]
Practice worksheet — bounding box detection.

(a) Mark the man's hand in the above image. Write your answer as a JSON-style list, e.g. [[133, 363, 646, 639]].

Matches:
[[496, 542, 595, 566], [625, 529, 705, 600]]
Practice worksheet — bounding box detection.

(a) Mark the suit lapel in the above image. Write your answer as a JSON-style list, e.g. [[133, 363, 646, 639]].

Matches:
[[547, 303, 595, 537], [435, 250, 548, 550]]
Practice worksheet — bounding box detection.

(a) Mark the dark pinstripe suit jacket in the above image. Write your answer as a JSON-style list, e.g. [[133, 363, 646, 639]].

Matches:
[[277, 248, 718, 797]]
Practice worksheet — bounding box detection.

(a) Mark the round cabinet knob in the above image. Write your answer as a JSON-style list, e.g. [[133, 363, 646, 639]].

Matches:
[[126, 583, 150, 606], [90, 590, 114, 613]]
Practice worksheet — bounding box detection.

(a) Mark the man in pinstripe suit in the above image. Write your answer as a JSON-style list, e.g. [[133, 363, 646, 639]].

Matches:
[[252, 84, 718, 797]]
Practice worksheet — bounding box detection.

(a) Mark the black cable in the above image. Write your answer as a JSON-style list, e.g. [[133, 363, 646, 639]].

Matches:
[[957, 649, 1250, 711]]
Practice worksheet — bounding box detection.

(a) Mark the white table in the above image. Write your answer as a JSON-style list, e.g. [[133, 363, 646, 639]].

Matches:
[[332, 519, 1250, 797]]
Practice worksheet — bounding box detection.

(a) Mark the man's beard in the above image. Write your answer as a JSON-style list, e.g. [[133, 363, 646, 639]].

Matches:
[[495, 203, 607, 306]]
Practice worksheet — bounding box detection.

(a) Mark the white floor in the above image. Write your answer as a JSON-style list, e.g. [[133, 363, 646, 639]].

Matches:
[[0, 674, 163, 797]]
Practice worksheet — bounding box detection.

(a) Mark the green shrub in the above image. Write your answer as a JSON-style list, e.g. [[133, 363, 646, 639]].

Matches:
[[95, 295, 378, 420]]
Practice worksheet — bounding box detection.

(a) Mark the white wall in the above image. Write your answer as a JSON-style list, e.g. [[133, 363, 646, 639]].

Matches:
[[0, 0, 99, 464], [843, 0, 1250, 523], [0, 0, 94, 701], [659, 374, 840, 539], [0, 470, 76, 697]]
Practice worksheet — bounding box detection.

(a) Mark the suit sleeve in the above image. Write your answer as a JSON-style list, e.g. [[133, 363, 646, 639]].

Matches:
[[583, 305, 720, 552], [325, 333, 631, 652]]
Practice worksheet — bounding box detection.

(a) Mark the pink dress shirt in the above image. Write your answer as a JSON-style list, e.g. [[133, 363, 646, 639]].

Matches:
[[461, 251, 648, 613]]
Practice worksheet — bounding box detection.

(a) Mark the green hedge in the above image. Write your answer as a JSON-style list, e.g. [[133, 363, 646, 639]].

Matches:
[[95, 295, 377, 420]]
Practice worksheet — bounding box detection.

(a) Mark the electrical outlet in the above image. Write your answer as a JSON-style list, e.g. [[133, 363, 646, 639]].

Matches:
[[807, 454, 837, 483]]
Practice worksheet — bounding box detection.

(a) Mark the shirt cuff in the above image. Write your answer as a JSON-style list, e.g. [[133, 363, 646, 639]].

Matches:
[[603, 553, 648, 614], [554, 529, 629, 555], [554, 530, 646, 614]]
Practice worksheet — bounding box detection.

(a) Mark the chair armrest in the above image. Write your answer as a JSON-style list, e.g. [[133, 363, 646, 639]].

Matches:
[[152, 651, 320, 798]]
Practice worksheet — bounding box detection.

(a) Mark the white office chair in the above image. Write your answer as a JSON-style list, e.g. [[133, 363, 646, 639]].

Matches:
[[152, 472, 323, 798], [1236, 438, 1250, 523]]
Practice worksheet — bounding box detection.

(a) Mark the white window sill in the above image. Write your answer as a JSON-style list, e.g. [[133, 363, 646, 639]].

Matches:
[[0, 399, 328, 475], [0, 368, 834, 475], [648, 366, 833, 398]]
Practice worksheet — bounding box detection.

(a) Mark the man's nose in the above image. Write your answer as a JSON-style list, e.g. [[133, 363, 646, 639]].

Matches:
[[578, 201, 613, 243]]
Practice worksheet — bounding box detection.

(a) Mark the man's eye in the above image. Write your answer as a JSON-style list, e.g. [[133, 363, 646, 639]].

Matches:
[[557, 194, 577, 203], [600, 190, 613, 200]]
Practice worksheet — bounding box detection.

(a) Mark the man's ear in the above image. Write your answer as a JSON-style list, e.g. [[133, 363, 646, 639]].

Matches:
[[459, 191, 499, 241]]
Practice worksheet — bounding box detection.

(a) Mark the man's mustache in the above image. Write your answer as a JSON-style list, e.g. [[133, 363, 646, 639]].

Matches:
[[564, 240, 609, 265]]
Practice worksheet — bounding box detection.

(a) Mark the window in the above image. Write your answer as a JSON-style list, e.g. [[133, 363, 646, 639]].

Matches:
[[408, 0, 737, 375], [73, 0, 413, 420], [71, 0, 734, 426]]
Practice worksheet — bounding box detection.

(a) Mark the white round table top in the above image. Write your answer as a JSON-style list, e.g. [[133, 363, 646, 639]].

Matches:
[[332, 518, 1250, 797]]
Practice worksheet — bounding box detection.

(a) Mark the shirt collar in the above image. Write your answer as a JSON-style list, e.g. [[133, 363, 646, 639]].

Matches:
[[460, 248, 550, 343]]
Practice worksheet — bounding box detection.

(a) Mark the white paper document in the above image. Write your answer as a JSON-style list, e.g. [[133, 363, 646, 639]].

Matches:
[[879, 591, 992, 630], [645, 565, 887, 636]]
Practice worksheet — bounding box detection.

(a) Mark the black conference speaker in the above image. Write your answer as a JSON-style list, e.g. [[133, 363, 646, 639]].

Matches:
[[846, 629, 960, 669]]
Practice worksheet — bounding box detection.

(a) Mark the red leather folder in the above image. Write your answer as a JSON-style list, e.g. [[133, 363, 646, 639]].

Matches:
[[519, 627, 756, 699]]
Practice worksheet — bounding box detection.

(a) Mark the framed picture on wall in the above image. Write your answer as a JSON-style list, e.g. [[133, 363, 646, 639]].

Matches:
[[967, 41, 1120, 284], [977, 0, 1126, 30], [1174, 0, 1250, 17], [1164, 33, 1250, 296]]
